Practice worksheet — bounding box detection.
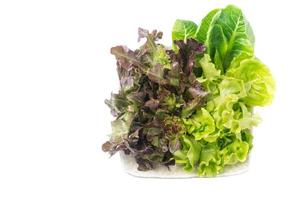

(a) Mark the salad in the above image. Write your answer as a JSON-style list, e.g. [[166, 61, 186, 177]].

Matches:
[[102, 5, 275, 177]]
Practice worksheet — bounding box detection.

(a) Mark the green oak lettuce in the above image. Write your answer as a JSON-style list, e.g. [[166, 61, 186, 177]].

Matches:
[[174, 135, 201, 172], [171, 5, 274, 176], [183, 108, 218, 142]]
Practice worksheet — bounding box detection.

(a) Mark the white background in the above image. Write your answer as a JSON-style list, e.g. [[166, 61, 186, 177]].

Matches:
[[0, 0, 297, 199]]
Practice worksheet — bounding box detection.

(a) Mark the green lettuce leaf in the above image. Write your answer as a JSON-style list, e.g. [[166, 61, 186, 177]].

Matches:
[[222, 102, 260, 137], [227, 58, 275, 106], [199, 54, 221, 79], [174, 135, 202, 172], [207, 5, 254, 72], [212, 94, 238, 130], [174, 136, 223, 176], [220, 139, 250, 165], [212, 95, 260, 137], [183, 108, 218, 142], [111, 112, 134, 141], [172, 19, 198, 42], [198, 143, 223, 176], [218, 77, 246, 98], [196, 9, 221, 43]]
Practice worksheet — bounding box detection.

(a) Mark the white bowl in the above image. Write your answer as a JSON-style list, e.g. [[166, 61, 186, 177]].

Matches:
[[120, 152, 249, 179]]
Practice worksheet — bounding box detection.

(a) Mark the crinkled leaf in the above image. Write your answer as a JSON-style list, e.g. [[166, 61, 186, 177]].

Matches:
[[183, 108, 218, 142], [173, 135, 201, 172], [198, 143, 222, 176], [105, 93, 129, 117], [227, 58, 275, 106], [181, 96, 206, 118], [103, 29, 207, 170], [219, 77, 246, 98], [111, 112, 134, 141], [221, 139, 250, 165], [174, 39, 205, 75], [199, 54, 221, 79]]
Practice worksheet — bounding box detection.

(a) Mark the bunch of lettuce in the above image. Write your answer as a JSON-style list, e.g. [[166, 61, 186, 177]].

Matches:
[[102, 5, 275, 176]]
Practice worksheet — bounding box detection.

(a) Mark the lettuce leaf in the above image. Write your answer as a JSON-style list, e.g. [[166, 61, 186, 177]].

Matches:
[[198, 143, 223, 176], [227, 58, 275, 106], [172, 19, 198, 42], [199, 54, 221, 79], [183, 108, 218, 142], [174, 136, 223, 177], [174, 135, 202, 172], [221, 139, 250, 165], [207, 5, 254, 72], [196, 9, 221, 43]]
